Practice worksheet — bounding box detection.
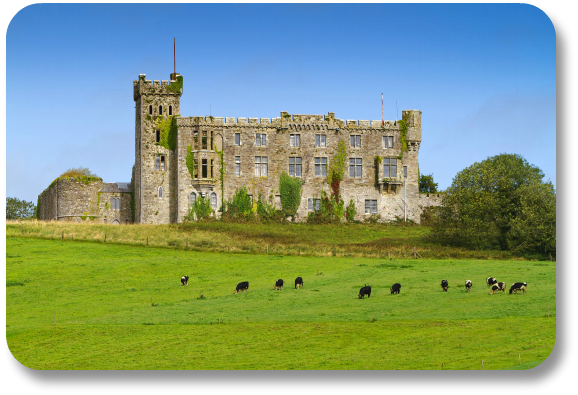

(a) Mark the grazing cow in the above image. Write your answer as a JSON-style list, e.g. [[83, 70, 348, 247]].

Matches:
[[497, 282, 506, 293], [181, 275, 189, 286], [465, 280, 472, 292], [390, 283, 401, 295], [358, 285, 371, 299], [295, 277, 304, 289], [486, 277, 497, 288], [274, 279, 284, 290], [441, 279, 448, 292], [235, 281, 249, 294], [509, 282, 527, 295]]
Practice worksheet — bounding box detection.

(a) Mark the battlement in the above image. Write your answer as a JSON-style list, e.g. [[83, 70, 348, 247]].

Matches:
[[133, 73, 183, 101]]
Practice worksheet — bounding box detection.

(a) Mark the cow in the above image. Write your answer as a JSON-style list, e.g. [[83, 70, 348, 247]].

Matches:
[[274, 279, 284, 290], [358, 285, 371, 299], [486, 277, 497, 288], [390, 283, 401, 295], [497, 282, 506, 293], [509, 282, 527, 295], [235, 281, 249, 294], [465, 280, 472, 292], [441, 279, 448, 292], [181, 275, 189, 286], [295, 277, 304, 289]]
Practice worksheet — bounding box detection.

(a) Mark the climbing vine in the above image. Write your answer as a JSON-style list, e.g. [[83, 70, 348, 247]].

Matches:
[[374, 156, 383, 186], [327, 138, 347, 202], [186, 145, 195, 179], [155, 115, 178, 151], [397, 119, 408, 159], [166, 74, 183, 94], [215, 143, 225, 209], [279, 171, 302, 219]]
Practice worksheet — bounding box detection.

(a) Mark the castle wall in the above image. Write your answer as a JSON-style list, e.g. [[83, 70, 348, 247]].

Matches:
[[37, 178, 103, 222], [38, 182, 58, 220]]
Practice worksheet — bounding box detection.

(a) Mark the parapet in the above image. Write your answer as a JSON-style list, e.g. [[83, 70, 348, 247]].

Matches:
[[134, 73, 183, 101], [402, 110, 421, 142]]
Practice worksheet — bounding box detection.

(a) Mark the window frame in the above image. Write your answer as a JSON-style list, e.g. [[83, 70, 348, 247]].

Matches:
[[255, 156, 268, 177], [160, 155, 165, 171], [235, 156, 241, 176], [158, 186, 163, 198], [314, 157, 327, 177], [350, 135, 361, 148], [234, 133, 241, 146], [383, 158, 397, 178], [255, 133, 267, 147], [349, 158, 362, 178], [308, 198, 321, 212], [190, 192, 197, 206], [315, 134, 326, 148], [289, 157, 302, 177], [210, 192, 218, 209], [364, 199, 377, 215], [290, 134, 301, 147], [169, 105, 173, 116], [383, 135, 394, 149], [159, 105, 163, 115]]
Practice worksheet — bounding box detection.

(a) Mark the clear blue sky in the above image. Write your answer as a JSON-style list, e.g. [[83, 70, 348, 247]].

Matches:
[[6, 3, 556, 202]]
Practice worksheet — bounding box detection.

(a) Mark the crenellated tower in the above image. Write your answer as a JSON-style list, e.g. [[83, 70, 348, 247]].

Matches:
[[133, 73, 183, 224]]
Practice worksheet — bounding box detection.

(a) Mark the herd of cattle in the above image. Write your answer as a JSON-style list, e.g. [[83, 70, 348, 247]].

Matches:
[[180, 275, 527, 297]]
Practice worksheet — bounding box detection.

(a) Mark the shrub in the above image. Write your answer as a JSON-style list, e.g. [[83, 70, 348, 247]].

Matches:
[[222, 187, 253, 221], [279, 172, 302, 220], [184, 196, 213, 221], [345, 199, 357, 223], [306, 190, 344, 224], [364, 214, 381, 224]]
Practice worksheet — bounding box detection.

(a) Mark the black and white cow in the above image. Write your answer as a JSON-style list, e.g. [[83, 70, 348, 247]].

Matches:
[[181, 275, 189, 286], [465, 280, 472, 292], [295, 277, 304, 289], [390, 283, 401, 295], [486, 277, 497, 288], [235, 281, 249, 294], [509, 282, 527, 295], [358, 285, 371, 299], [274, 279, 284, 290], [441, 279, 449, 292], [497, 282, 506, 293]]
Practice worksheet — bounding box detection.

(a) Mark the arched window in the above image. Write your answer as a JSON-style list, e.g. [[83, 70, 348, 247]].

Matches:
[[149, 105, 153, 115], [190, 192, 197, 206], [210, 192, 217, 209], [158, 186, 163, 198], [159, 105, 163, 115], [169, 105, 173, 116]]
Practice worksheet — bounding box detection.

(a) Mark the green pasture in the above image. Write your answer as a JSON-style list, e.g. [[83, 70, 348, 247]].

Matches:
[[6, 237, 556, 370]]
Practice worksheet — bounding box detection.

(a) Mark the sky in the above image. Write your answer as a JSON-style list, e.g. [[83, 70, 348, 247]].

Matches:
[[6, 3, 556, 202]]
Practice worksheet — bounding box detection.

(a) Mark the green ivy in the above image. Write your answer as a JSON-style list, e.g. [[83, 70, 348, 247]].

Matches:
[[167, 74, 183, 94], [186, 146, 195, 179], [155, 115, 178, 151], [185, 196, 213, 221], [345, 199, 357, 222], [397, 119, 408, 159], [327, 138, 347, 201], [48, 176, 102, 189], [215, 143, 225, 208], [374, 156, 383, 186], [279, 171, 302, 219]]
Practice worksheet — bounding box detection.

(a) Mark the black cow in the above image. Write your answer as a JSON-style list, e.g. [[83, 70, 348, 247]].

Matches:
[[441, 279, 448, 292], [465, 280, 472, 292], [486, 277, 497, 288], [274, 279, 284, 290], [358, 285, 371, 299], [390, 283, 401, 295], [235, 281, 249, 294], [295, 277, 304, 289], [181, 275, 189, 286], [509, 282, 527, 295]]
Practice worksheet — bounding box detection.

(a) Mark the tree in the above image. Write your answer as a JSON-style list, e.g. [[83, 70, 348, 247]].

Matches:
[[431, 153, 555, 256], [419, 173, 438, 193], [6, 197, 36, 220], [59, 167, 98, 178], [279, 172, 302, 220]]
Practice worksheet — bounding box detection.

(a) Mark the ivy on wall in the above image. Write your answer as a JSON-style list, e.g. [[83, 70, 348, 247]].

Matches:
[[167, 74, 183, 94], [397, 119, 408, 159], [327, 138, 347, 202], [215, 143, 225, 209], [279, 171, 302, 219], [155, 115, 178, 151], [186, 145, 195, 179], [374, 156, 383, 186]]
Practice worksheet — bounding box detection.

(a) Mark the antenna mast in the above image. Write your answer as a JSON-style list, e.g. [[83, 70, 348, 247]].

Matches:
[[381, 93, 384, 126], [174, 38, 176, 76]]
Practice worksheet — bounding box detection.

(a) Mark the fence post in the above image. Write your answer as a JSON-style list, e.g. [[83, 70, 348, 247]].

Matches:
[[267, 245, 269, 255], [442, 362, 444, 370], [388, 251, 391, 260], [519, 354, 521, 365], [147, 236, 149, 246], [62, 231, 64, 240], [186, 237, 188, 249], [481, 360, 484, 370], [299, 247, 301, 256], [104, 233, 106, 243]]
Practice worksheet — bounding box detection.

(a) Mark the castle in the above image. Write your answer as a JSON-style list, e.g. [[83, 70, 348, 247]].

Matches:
[[37, 72, 441, 224]]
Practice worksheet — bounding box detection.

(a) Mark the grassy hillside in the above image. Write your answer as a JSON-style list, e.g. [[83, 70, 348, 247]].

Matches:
[[6, 237, 556, 370]]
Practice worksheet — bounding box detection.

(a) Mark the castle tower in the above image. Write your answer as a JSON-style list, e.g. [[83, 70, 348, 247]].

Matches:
[[133, 73, 183, 224], [401, 109, 422, 219]]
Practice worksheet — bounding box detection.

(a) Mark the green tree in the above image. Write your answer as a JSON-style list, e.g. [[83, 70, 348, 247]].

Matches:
[[279, 172, 302, 220], [184, 196, 213, 221], [222, 187, 253, 221], [431, 153, 556, 256], [419, 173, 438, 193], [6, 197, 36, 220]]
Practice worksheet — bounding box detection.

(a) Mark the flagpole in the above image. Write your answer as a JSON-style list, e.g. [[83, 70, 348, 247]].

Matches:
[[382, 93, 384, 126], [174, 38, 176, 76]]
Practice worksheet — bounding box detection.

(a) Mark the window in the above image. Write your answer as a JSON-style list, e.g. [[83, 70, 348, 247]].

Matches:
[[316, 134, 326, 148], [193, 131, 199, 149], [256, 133, 267, 146], [210, 192, 217, 209], [160, 155, 165, 171], [365, 199, 378, 214], [110, 197, 120, 211], [349, 158, 362, 177], [169, 105, 173, 116], [308, 198, 321, 211], [190, 192, 197, 206], [350, 135, 361, 148], [383, 136, 394, 149], [156, 130, 161, 143], [202, 131, 208, 150], [192, 159, 199, 179], [255, 156, 268, 177], [289, 157, 302, 177], [156, 156, 160, 170], [315, 157, 327, 177], [383, 158, 397, 178], [159, 105, 163, 115], [201, 159, 211, 178], [235, 156, 241, 176], [403, 166, 407, 179], [158, 186, 163, 198], [149, 105, 153, 115], [290, 134, 301, 147], [235, 133, 241, 146]]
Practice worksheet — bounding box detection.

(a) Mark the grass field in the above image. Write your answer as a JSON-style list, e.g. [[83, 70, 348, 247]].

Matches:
[[6, 236, 556, 370]]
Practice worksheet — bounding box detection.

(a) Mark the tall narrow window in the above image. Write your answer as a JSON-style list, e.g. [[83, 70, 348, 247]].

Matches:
[[156, 130, 160, 143], [158, 186, 163, 198], [210, 131, 214, 151], [169, 105, 173, 116], [193, 159, 199, 179], [235, 133, 241, 146], [193, 131, 199, 149], [235, 156, 241, 176], [403, 166, 408, 179], [210, 192, 217, 209], [190, 192, 197, 206], [255, 156, 268, 177], [210, 159, 214, 178], [349, 158, 362, 177], [383, 136, 394, 149], [149, 105, 153, 115], [160, 155, 165, 171], [290, 134, 301, 147], [316, 134, 326, 147], [383, 158, 397, 178], [315, 157, 327, 177], [156, 156, 160, 170], [202, 131, 208, 150], [289, 157, 302, 177], [202, 159, 208, 178], [159, 105, 163, 115]]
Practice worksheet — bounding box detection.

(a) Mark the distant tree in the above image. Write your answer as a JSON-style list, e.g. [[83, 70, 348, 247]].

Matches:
[[431, 153, 556, 256], [419, 173, 438, 193], [6, 197, 36, 220], [59, 167, 98, 178]]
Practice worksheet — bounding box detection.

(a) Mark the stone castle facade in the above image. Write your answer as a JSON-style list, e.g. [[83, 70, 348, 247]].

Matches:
[[38, 72, 441, 224]]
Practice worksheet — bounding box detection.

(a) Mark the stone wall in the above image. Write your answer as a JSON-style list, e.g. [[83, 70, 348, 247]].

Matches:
[[38, 177, 103, 222]]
